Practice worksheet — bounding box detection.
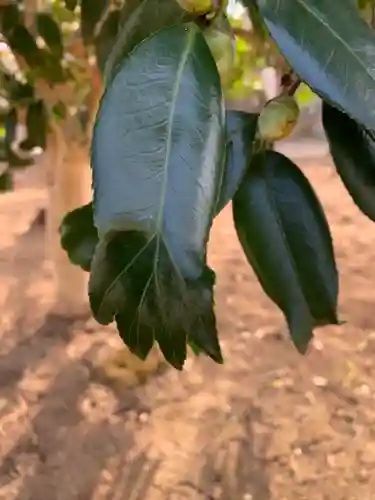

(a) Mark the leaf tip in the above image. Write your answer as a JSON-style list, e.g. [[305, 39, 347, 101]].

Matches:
[[289, 327, 314, 355]]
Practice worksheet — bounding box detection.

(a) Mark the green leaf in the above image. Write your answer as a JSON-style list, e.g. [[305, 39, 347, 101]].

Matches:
[[323, 102, 375, 222], [89, 23, 225, 369], [59, 204, 219, 363], [188, 339, 203, 356], [6, 25, 44, 68], [104, 0, 193, 85], [254, 0, 375, 132], [64, 0, 78, 11], [4, 75, 35, 105], [0, 4, 22, 35], [94, 10, 121, 74], [37, 50, 68, 84], [232, 150, 339, 353], [0, 169, 13, 192], [21, 100, 48, 151], [81, 0, 108, 44], [36, 13, 64, 59], [0, 140, 5, 164], [60, 203, 98, 272], [5, 24, 66, 84], [215, 110, 258, 214]]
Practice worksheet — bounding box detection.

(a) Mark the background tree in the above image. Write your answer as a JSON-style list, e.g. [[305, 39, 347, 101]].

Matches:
[[0, 0, 107, 315]]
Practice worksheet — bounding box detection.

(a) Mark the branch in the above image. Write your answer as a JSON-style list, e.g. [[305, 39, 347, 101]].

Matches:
[[280, 70, 301, 96]]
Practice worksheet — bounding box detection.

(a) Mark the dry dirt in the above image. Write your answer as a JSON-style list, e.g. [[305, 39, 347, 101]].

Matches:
[[1, 156, 375, 500]]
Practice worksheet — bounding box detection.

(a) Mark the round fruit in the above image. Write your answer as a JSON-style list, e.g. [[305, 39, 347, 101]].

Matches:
[[203, 14, 235, 88], [258, 95, 300, 142], [175, 0, 215, 15]]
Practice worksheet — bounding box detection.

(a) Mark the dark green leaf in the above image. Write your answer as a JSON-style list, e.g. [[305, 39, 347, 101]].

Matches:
[[188, 339, 203, 356], [36, 13, 64, 59], [254, 0, 375, 132], [6, 25, 44, 68], [60, 203, 98, 272], [81, 0, 108, 44], [232, 150, 339, 353], [8, 151, 33, 169], [0, 141, 5, 164], [36, 50, 68, 83], [4, 24, 66, 84], [21, 100, 48, 151], [4, 108, 16, 148], [64, 0, 78, 11], [0, 169, 13, 192], [6, 77, 34, 105], [0, 4, 22, 35], [215, 110, 258, 214], [89, 23, 225, 368], [323, 102, 375, 222], [94, 10, 120, 74], [104, 0, 193, 85]]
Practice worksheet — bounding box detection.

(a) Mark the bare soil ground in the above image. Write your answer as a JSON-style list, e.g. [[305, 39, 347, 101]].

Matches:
[[1, 156, 375, 500]]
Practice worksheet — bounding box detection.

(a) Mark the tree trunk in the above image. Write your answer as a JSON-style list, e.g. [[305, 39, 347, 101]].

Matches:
[[44, 126, 92, 316]]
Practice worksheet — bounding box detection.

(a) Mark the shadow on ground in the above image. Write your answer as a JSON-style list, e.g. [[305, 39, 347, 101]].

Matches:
[[2, 160, 375, 499]]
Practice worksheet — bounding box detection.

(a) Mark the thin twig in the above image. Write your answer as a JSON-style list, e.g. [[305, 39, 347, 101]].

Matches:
[[280, 70, 301, 96]]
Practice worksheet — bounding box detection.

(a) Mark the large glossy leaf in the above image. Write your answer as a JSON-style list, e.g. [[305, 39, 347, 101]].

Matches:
[[62, 112, 256, 276], [253, 0, 375, 132], [215, 110, 258, 214], [103, 0, 193, 85], [323, 102, 375, 222], [232, 150, 339, 353], [90, 23, 225, 369], [60, 204, 98, 272]]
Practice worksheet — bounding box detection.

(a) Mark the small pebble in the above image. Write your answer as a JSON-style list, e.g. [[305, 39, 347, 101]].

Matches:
[[138, 412, 149, 423], [312, 376, 328, 387]]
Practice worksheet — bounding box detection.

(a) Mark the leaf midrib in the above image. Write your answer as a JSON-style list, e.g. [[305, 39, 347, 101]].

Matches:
[[262, 164, 311, 321], [97, 26, 196, 316], [154, 25, 196, 276], [128, 27, 196, 345]]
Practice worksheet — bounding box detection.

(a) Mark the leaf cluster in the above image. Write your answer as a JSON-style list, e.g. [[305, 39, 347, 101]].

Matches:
[[5, 0, 375, 369]]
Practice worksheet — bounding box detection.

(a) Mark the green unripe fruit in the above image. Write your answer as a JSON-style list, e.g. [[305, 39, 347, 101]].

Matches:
[[203, 14, 235, 88], [175, 0, 215, 15], [175, 0, 228, 15], [258, 95, 300, 142]]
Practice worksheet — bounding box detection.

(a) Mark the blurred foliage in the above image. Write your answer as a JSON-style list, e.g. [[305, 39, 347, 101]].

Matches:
[[225, 2, 317, 106]]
